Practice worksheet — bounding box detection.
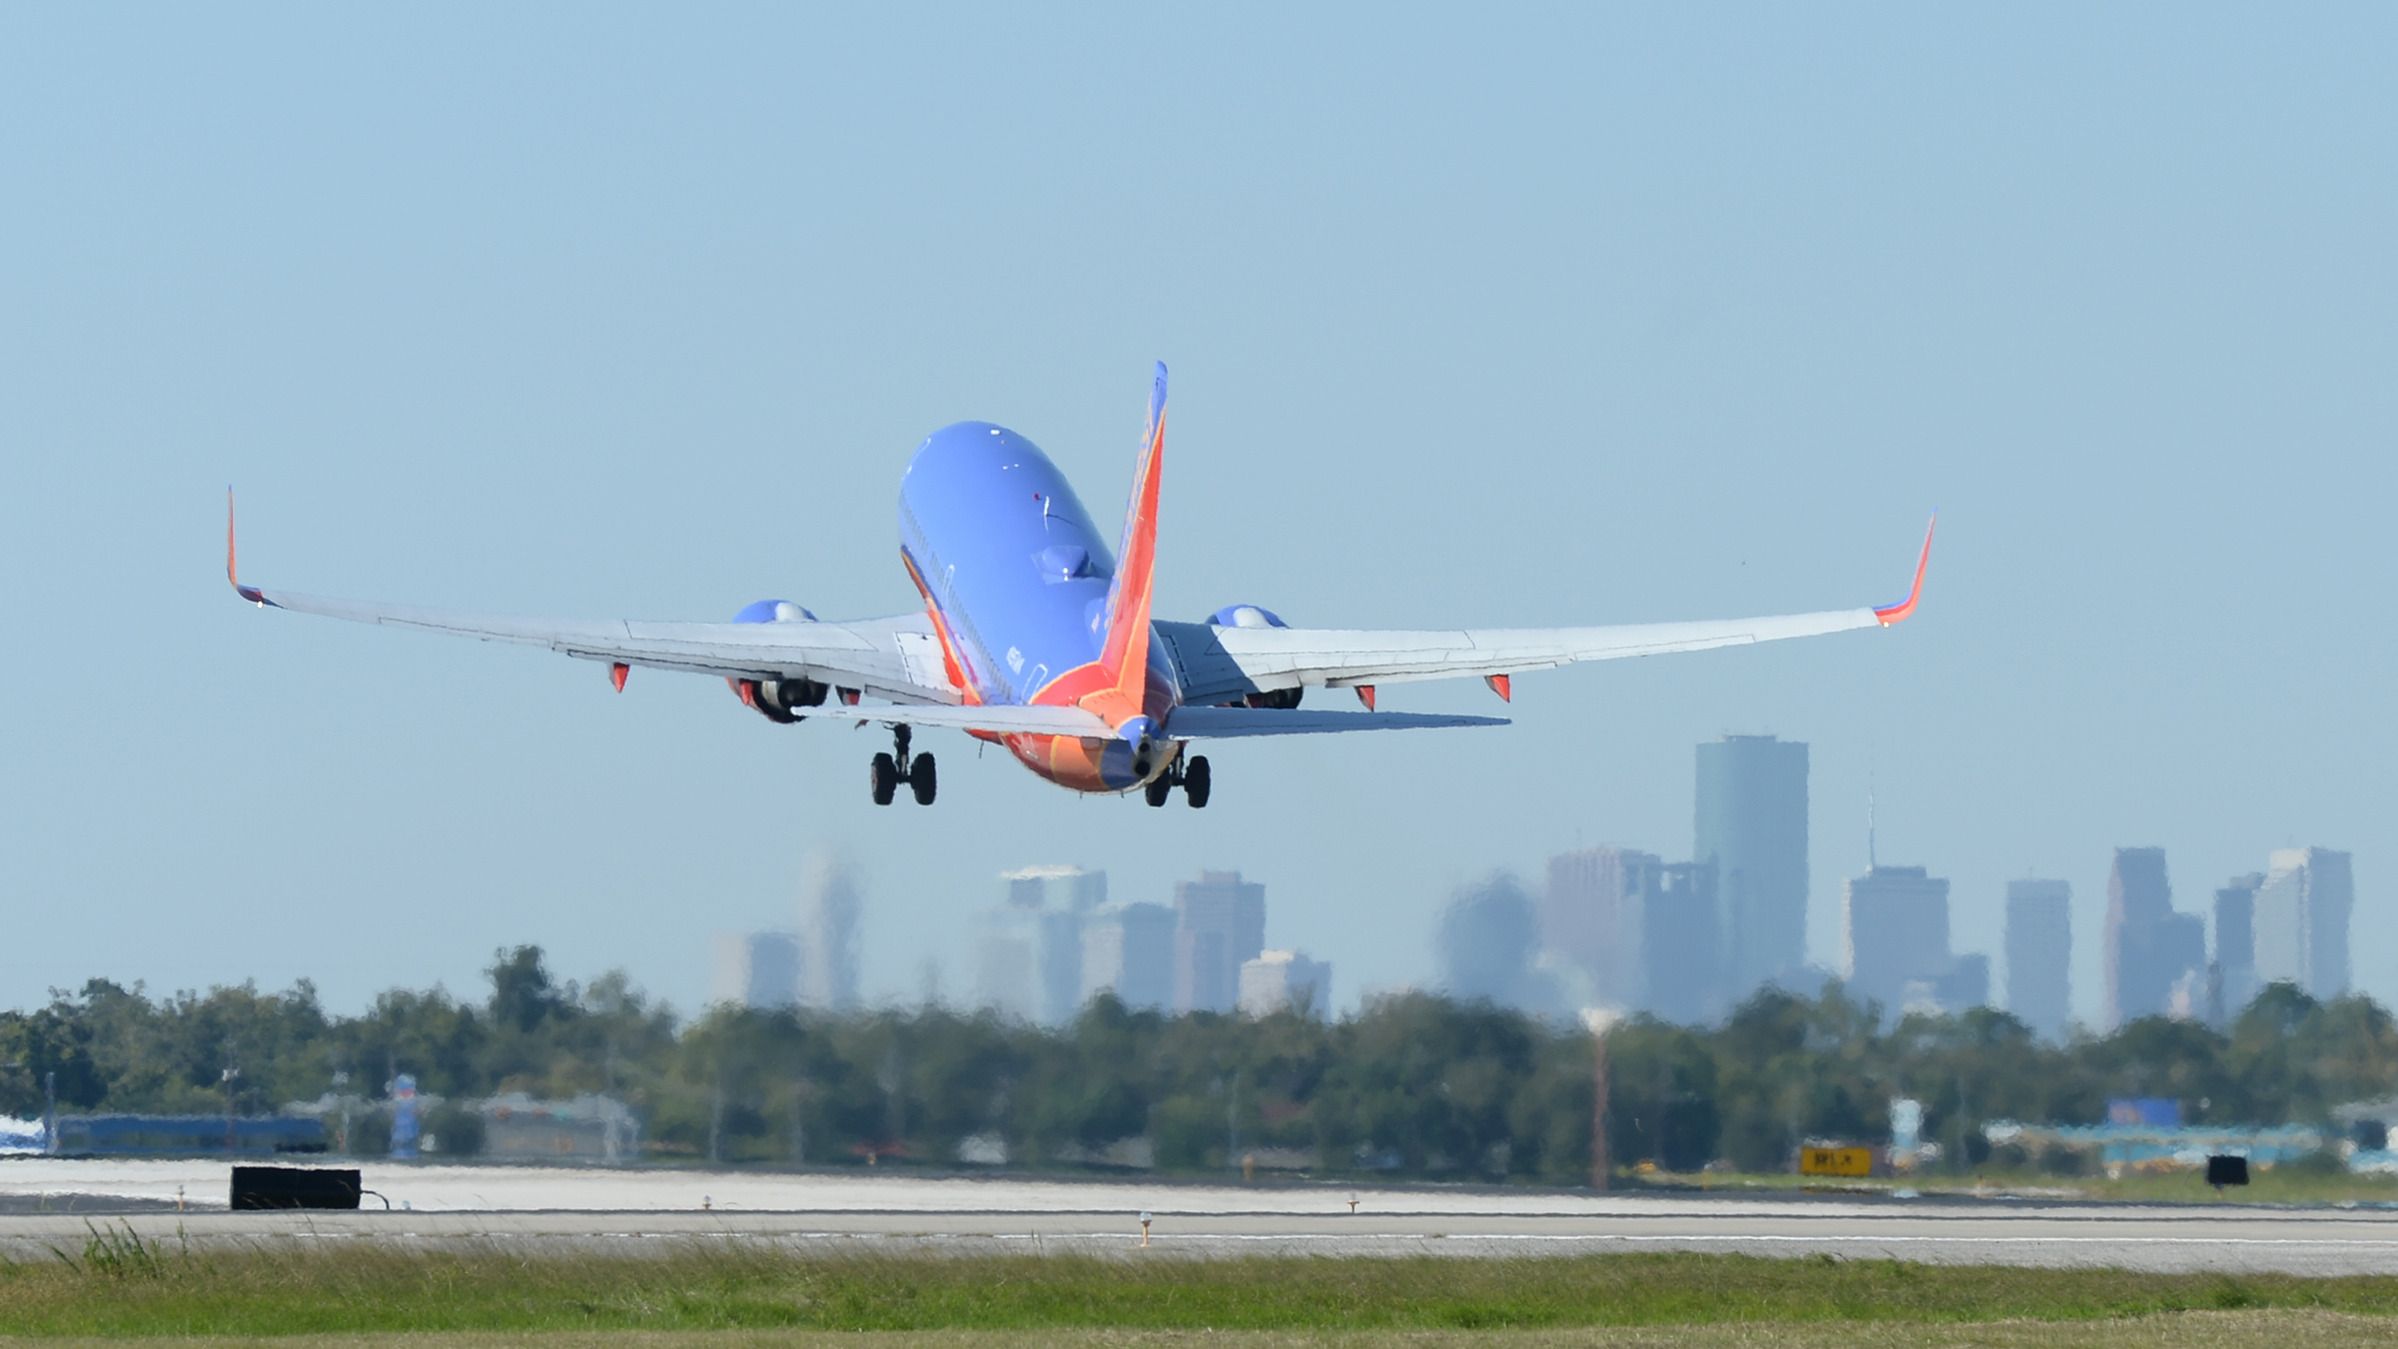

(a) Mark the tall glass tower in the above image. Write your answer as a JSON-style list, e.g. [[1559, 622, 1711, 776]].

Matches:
[[1694, 734, 1809, 1005]]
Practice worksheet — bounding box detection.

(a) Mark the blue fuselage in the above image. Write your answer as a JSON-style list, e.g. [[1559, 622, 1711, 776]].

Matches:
[[897, 422, 1178, 790]]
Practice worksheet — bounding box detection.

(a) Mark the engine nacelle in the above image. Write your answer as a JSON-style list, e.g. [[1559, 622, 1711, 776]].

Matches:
[[1208, 603, 1287, 630], [1207, 604, 1301, 709], [728, 599, 827, 724], [741, 675, 830, 723]]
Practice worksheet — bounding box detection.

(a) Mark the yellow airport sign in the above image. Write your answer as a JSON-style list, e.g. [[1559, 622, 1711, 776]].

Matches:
[[1799, 1146, 1873, 1178]]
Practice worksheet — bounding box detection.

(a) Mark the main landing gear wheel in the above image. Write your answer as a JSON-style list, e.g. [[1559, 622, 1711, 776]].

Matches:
[[1144, 752, 1212, 808], [871, 724, 937, 806]]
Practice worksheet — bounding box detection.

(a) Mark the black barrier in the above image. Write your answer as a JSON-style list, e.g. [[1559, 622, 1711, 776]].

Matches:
[[230, 1165, 362, 1211], [2206, 1155, 2250, 1188]]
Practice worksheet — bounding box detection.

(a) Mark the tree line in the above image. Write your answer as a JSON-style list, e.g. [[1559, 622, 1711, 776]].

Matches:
[[2, 947, 2393, 1181]]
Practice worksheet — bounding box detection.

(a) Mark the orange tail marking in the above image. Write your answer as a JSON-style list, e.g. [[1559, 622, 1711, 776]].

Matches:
[[1092, 406, 1164, 714]]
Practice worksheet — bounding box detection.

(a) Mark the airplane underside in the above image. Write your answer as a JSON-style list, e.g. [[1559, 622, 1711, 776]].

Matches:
[[863, 722, 1211, 808]]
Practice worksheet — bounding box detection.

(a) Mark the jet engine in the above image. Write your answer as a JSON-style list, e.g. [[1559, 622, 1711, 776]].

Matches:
[[1208, 603, 1287, 630], [728, 600, 829, 723], [1207, 604, 1302, 709], [741, 675, 830, 723]]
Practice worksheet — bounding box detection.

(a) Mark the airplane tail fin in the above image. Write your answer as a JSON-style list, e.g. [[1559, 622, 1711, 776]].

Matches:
[[1095, 361, 1167, 708]]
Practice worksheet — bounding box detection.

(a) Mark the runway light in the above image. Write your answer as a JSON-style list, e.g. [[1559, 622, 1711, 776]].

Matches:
[[1139, 1210, 1152, 1247]]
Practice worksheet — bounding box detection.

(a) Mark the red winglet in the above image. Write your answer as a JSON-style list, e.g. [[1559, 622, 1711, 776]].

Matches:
[[610, 662, 630, 693], [1873, 515, 1936, 627], [1485, 673, 1512, 702], [1355, 684, 1377, 712]]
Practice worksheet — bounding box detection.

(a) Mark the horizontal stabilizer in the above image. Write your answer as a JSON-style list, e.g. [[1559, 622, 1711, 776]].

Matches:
[[793, 702, 1114, 737], [1165, 704, 1507, 739]]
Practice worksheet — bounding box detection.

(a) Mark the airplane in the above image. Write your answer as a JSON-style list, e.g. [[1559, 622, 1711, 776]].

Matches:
[[226, 362, 1932, 808]]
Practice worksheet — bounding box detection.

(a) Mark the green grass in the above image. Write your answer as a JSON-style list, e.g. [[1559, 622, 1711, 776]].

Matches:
[[16, 1319, 2398, 1349], [4, 1228, 2398, 1340]]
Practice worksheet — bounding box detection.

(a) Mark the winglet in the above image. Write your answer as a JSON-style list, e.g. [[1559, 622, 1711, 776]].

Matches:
[[1873, 515, 1935, 626], [226, 488, 270, 606]]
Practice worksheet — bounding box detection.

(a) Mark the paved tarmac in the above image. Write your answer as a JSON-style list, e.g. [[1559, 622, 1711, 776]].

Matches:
[[3, 1159, 2394, 1275]]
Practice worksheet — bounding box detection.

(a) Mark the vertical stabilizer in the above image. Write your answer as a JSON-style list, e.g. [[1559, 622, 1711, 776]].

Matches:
[[1094, 362, 1167, 706], [1029, 362, 1167, 729]]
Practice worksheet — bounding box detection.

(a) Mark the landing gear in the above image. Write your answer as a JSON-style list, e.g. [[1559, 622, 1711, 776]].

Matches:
[[871, 725, 937, 806], [1143, 752, 1212, 809]]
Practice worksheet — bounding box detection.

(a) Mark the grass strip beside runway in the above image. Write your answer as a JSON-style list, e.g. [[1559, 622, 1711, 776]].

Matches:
[[11, 1320, 2398, 1349], [3, 1228, 2397, 1339]]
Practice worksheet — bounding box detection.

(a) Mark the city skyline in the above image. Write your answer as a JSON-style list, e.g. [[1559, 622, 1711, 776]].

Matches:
[[691, 732, 2354, 1040]]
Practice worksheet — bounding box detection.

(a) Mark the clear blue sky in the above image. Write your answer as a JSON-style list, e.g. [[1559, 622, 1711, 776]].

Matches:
[[3, 6, 2390, 1026]]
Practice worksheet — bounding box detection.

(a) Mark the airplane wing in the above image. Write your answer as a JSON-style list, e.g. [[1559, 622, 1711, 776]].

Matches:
[[226, 496, 957, 705], [1158, 519, 1935, 706]]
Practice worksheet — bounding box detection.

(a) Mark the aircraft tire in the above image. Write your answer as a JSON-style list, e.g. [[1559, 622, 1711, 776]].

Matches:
[[870, 752, 899, 806], [1144, 776, 1172, 807], [910, 753, 938, 806], [1185, 755, 1211, 809]]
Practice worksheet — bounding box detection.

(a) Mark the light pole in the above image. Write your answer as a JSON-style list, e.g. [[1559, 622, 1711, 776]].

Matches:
[[1581, 1009, 1619, 1192], [221, 1067, 241, 1153]]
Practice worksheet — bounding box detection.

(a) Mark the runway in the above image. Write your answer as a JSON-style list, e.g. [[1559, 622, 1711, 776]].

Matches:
[[3, 1159, 2394, 1275]]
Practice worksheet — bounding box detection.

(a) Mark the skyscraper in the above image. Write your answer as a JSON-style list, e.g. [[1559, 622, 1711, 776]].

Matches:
[[1538, 849, 1720, 1021], [2104, 848, 2205, 1027], [1238, 950, 1333, 1018], [711, 931, 800, 1010], [2212, 873, 2262, 1021], [1435, 872, 1558, 1013], [1843, 865, 1953, 1015], [1542, 848, 1656, 1006], [1173, 871, 1267, 1014], [2252, 848, 2353, 999], [796, 854, 862, 1011], [976, 865, 1107, 1023], [1930, 953, 1990, 1014], [2004, 879, 2072, 1040], [1006, 864, 1109, 914], [1695, 735, 1809, 1002], [971, 905, 1040, 1022], [1082, 902, 1176, 1011], [1643, 861, 1721, 1025]]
